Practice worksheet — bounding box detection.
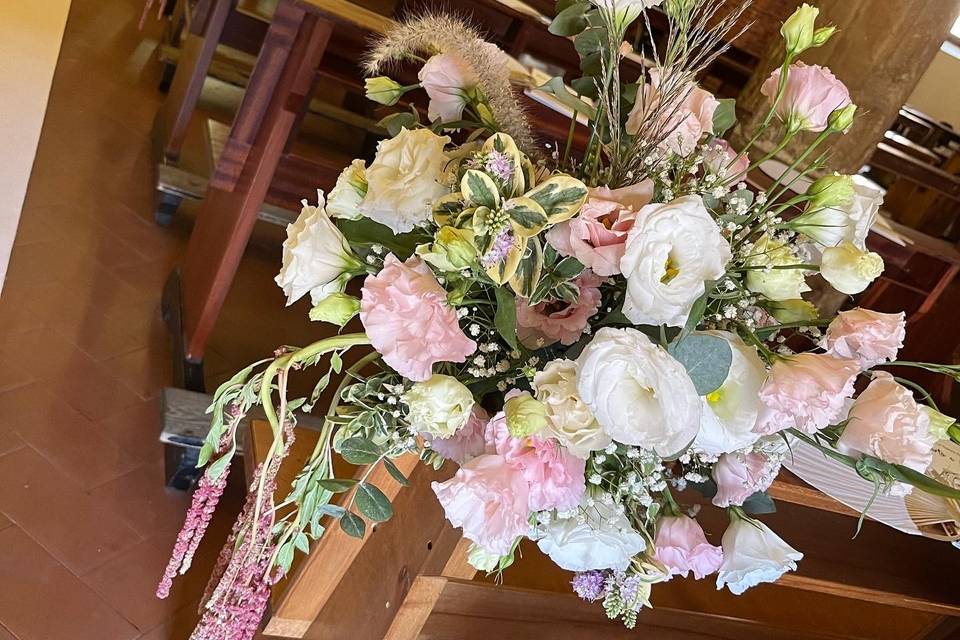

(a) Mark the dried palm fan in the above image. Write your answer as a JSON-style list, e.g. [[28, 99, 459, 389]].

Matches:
[[785, 437, 960, 541]]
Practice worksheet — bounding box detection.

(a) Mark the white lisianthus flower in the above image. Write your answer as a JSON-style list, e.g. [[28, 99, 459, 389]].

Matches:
[[536, 500, 646, 572], [326, 159, 367, 220], [360, 128, 451, 233], [716, 514, 802, 595], [694, 331, 768, 456], [590, 0, 663, 29], [275, 194, 362, 306], [576, 327, 701, 458], [620, 195, 731, 327], [790, 175, 881, 249], [466, 543, 502, 572], [403, 374, 475, 438], [820, 241, 883, 295], [533, 359, 611, 459], [744, 234, 812, 301]]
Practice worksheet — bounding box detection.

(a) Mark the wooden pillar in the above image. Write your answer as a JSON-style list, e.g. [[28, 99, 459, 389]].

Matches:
[[735, 0, 960, 173]]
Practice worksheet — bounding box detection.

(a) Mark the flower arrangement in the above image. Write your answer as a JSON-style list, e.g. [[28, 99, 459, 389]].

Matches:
[[160, 1, 960, 636]]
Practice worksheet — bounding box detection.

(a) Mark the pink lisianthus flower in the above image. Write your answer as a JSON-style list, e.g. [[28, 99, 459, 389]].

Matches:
[[425, 405, 492, 464], [823, 308, 905, 370], [432, 454, 530, 555], [754, 353, 859, 435], [761, 62, 851, 133], [360, 254, 476, 381], [486, 411, 586, 512], [711, 450, 780, 508], [516, 271, 604, 349], [545, 181, 653, 277], [654, 514, 724, 580], [703, 139, 749, 184], [626, 70, 719, 155], [837, 372, 937, 486], [418, 52, 477, 123]]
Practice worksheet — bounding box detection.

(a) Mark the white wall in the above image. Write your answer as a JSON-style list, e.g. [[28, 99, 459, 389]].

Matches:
[[0, 1, 72, 293], [908, 45, 960, 130]]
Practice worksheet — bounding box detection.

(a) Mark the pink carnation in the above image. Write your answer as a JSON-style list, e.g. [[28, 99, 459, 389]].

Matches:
[[754, 353, 859, 435], [703, 139, 749, 184], [360, 254, 476, 381], [837, 372, 937, 477], [824, 308, 905, 370], [654, 514, 724, 579], [711, 451, 779, 508], [762, 62, 851, 133], [426, 405, 492, 464], [545, 182, 653, 277], [516, 271, 603, 349], [486, 411, 586, 512], [432, 454, 530, 555]]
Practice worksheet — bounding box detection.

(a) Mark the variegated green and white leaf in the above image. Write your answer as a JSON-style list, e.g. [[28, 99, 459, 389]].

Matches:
[[461, 170, 501, 209], [525, 176, 589, 223], [483, 132, 525, 196], [432, 192, 465, 226], [485, 235, 526, 285], [509, 236, 544, 298], [503, 197, 548, 237]]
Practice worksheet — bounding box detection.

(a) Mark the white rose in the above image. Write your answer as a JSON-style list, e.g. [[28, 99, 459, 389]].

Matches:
[[533, 359, 611, 459], [360, 128, 451, 233], [326, 159, 367, 220], [820, 241, 883, 295], [275, 195, 361, 306], [620, 195, 731, 327], [716, 515, 802, 595], [694, 331, 768, 456], [403, 374, 475, 438], [744, 234, 812, 301], [576, 327, 701, 457], [536, 500, 646, 572]]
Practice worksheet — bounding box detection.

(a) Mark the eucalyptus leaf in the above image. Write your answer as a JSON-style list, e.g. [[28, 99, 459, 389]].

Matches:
[[548, 1, 590, 36], [383, 458, 410, 487], [338, 437, 382, 465], [276, 541, 295, 573], [668, 333, 732, 396], [355, 482, 394, 522], [317, 478, 358, 493], [294, 532, 311, 554], [712, 98, 737, 137], [340, 511, 366, 539], [741, 491, 777, 515], [336, 218, 420, 258], [318, 503, 347, 519]]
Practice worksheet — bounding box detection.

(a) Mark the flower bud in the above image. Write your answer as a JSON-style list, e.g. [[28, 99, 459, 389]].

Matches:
[[781, 3, 819, 54], [504, 391, 548, 438], [308, 292, 360, 327], [921, 405, 956, 441], [769, 299, 819, 323], [827, 103, 857, 133], [811, 25, 836, 48], [820, 241, 884, 295], [416, 226, 478, 272], [806, 174, 855, 211], [364, 76, 405, 106]]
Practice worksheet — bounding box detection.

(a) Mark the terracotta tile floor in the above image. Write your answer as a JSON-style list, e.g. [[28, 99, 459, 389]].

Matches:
[[0, 1, 322, 637]]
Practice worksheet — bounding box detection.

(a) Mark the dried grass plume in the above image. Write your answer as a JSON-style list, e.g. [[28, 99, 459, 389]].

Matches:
[[363, 13, 535, 154]]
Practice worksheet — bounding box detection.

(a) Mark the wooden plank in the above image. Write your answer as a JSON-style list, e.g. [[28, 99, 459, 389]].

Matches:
[[768, 470, 860, 518], [388, 577, 858, 640], [299, 0, 394, 34]]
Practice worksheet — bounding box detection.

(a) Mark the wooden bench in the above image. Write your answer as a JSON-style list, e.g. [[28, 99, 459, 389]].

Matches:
[[239, 419, 960, 639]]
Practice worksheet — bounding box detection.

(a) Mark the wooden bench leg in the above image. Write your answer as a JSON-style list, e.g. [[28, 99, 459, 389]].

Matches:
[[159, 0, 233, 160], [178, 1, 332, 363]]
